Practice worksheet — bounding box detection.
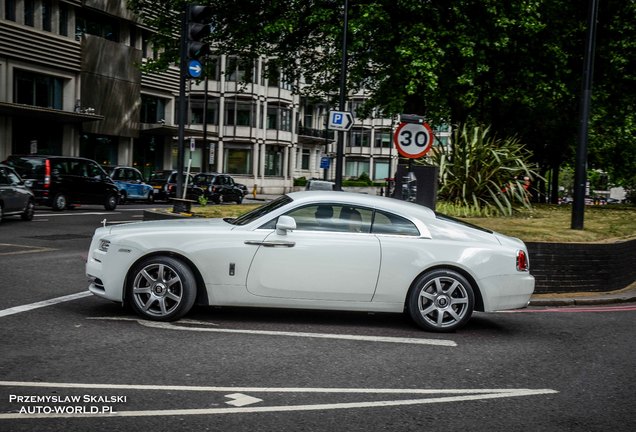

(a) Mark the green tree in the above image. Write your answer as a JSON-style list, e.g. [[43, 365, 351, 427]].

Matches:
[[127, 0, 636, 191]]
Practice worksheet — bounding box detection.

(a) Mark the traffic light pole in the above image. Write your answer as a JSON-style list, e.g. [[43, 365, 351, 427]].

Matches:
[[176, 5, 189, 201]]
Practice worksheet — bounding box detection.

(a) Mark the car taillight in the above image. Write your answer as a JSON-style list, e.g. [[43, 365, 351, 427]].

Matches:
[[516, 250, 529, 272], [44, 159, 51, 188]]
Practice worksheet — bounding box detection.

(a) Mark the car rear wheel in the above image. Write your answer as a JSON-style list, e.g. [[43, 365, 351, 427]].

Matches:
[[21, 200, 35, 221], [52, 193, 67, 211], [407, 269, 474, 332], [127, 256, 197, 321], [104, 193, 118, 211]]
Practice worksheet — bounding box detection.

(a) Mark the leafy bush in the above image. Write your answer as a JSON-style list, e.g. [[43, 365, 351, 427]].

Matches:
[[427, 123, 541, 216], [294, 177, 307, 186]]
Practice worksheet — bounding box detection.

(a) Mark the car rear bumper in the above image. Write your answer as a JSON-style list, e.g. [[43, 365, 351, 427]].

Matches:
[[479, 273, 535, 311]]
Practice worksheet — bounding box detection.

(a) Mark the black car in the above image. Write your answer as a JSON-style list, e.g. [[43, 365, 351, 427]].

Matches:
[[148, 170, 194, 202], [4, 155, 119, 211], [189, 173, 244, 204], [0, 163, 35, 223]]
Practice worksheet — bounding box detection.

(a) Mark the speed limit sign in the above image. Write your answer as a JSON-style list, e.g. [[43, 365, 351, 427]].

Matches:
[[393, 121, 434, 158]]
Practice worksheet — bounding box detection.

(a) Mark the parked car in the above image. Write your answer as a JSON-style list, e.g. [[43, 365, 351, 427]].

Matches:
[[148, 170, 194, 202], [0, 163, 35, 223], [107, 166, 154, 203], [4, 155, 119, 211], [188, 173, 244, 204], [86, 191, 534, 332]]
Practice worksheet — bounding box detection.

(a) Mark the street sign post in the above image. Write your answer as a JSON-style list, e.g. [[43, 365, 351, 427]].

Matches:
[[393, 121, 434, 159], [328, 110, 353, 131]]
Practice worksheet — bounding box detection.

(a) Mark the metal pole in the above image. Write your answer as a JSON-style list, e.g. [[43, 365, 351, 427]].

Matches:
[[334, 0, 349, 190], [176, 5, 189, 200], [203, 75, 209, 171], [571, 0, 599, 230]]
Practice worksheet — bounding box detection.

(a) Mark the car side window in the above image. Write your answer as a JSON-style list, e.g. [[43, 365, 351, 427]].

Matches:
[[0, 168, 8, 185], [260, 204, 372, 233], [87, 162, 103, 178], [371, 210, 420, 236], [5, 169, 21, 185], [69, 161, 88, 177]]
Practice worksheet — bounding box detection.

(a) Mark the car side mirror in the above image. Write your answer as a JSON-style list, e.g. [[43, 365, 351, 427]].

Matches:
[[276, 215, 296, 235], [23, 180, 33, 188]]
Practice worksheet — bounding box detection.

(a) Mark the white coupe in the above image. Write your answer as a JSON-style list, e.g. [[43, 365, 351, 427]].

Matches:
[[86, 191, 534, 332]]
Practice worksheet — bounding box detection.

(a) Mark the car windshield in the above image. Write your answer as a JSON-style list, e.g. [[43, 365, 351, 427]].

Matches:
[[150, 171, 171, 181], [228, 195, 293, 226]]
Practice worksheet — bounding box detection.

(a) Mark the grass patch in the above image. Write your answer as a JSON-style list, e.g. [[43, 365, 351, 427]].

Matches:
[[191, 202, 636, 243]]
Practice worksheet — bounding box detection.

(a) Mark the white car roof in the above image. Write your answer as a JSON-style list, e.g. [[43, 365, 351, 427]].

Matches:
[[286, 191, 437, 221]]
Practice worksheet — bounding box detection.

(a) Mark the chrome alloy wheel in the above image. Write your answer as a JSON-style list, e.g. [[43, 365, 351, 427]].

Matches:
[[417, 276, 470, 328], [132, 262, 185, 318], [407, 269, 475, 332]]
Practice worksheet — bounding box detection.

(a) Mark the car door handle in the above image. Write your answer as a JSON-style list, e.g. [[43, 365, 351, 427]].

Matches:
[[244, 240, 296, 248]]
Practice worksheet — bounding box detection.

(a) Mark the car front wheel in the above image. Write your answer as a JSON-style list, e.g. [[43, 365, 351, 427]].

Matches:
[[104, 193, 118, 211], [21, 200, 35, 221], [127, 256, 197, 321], [407, 269, 475, 332]]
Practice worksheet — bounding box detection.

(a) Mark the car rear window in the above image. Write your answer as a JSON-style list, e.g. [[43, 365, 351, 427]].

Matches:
[[6, 156, 44, 178]]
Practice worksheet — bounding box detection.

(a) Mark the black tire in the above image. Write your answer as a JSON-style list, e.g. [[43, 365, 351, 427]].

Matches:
[[104, 193, 118, 211], [21, 200, 35, 221], [126, 256, 197, 321], [52, 193, 67, 211], [407, 269, 475, 332], [235, 194, 243, 204]]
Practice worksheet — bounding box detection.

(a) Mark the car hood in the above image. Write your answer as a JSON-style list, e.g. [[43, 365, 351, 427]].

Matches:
[[98, 218, 233, 236]]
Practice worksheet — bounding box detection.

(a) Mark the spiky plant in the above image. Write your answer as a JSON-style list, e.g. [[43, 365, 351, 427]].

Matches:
[[426, 123, 541, 216]]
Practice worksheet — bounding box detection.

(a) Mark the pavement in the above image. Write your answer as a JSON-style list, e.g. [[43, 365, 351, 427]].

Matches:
[[247, 195, 636, 308], [529, 282, 636, 306]]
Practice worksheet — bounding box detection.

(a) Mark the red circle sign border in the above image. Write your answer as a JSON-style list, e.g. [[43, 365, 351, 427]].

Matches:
[[393, 122, 434, 159]]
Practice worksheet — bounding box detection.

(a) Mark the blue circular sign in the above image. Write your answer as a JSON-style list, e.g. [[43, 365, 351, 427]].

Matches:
[[188, 60, 203, 78]]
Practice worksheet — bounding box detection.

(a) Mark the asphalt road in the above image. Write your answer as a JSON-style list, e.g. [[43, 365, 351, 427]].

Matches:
[[0, 203, 635, 431]]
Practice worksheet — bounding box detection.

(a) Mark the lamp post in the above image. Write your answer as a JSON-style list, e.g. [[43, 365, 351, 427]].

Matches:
[[334, 0, 349, 190]]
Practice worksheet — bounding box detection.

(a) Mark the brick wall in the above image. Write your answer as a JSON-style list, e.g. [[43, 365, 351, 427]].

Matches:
[[527, 238, 636, 293]]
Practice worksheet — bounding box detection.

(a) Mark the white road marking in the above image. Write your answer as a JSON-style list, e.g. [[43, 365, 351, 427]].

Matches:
[[0, 380, 558, 419], [224, 393, 263, 407], [89, 317, 457, 347], [0, 292, 92, 318]]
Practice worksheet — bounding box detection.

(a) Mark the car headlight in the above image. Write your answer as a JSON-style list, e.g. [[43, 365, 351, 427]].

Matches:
[[98, 239, 111, 252]]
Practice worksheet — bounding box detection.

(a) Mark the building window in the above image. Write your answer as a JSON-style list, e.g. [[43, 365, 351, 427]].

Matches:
[[301, 149, 310, 170], [373, 160, 390, 180], [140, 95, 166, 124], [374, 129, 392, 148], [14, 70, 63, 109], [76, 9, 120, 42], [190, 96, 218, 125], [225, 57, 254, 83], [5, 0, 16, 21], [265, 147, 283, 176], [42, 0, 52, 31], [267, 105, 291, 131], [59, 3, 68, 36], [350, 128, 371, 147], [24, 0, 34, 26], [345, 160, 370, 178], [225, 148, 252, 174], [225, 101, 255, 127]]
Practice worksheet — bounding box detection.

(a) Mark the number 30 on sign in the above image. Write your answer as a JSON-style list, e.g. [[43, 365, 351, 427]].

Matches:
[[393, 122, 434, 159]]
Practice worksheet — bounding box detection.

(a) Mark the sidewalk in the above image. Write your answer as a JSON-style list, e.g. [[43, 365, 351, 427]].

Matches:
[[529, 282, 636, 306]]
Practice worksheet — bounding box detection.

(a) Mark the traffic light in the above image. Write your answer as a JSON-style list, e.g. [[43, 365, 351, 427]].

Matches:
[[187, 5, 213, 60]]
